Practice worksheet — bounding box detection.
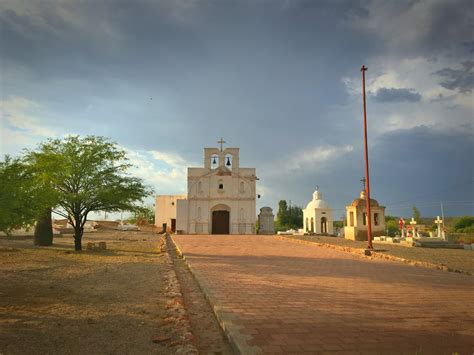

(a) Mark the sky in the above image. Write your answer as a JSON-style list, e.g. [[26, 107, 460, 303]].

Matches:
[[1, 0, 473, 219]]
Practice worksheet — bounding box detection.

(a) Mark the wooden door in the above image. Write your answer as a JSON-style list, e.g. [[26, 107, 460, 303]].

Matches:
[[212, 211, 230, 234]]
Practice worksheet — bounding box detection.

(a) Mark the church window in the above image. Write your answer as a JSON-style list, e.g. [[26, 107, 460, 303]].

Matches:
[[240, 181, 245, 193], [349, 212, 354, 226], [198, 181, 202, 193], [305, 218, 309, 232], [171, 202, 175, 206], [219, 183, 224, 190], [363, 213, 367, 226], [374, 213, 379, 226], [310, 218, 314, 233]]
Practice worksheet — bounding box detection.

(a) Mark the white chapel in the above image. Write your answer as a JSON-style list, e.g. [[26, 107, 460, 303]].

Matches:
[[175, 139, 258, 234], [303, 188, 334, 235]]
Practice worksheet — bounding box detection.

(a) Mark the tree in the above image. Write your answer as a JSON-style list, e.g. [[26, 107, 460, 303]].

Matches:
[[0, 156, 51, 237], [26, 136, 152, 250], [412, 206, 421, 221], [127, 205, 155, 225], [34, 208, 53, 246], [288, 205, 303, 229], [275, 200, 303, 230], [276, 200, 288, 227]]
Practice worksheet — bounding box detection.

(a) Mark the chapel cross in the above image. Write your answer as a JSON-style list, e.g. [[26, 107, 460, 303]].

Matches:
[[435, 216, 443, 239], [218, 137, 226, 152]]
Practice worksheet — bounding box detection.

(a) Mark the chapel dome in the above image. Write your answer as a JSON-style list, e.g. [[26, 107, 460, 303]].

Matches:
[[306, 189, 330, 210], [351, 190, 379, 207]]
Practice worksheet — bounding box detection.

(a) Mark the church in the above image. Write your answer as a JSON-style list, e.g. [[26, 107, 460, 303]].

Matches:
[[157, 139, 258, 234]]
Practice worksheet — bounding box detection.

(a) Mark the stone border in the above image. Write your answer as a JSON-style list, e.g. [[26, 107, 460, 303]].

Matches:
[[168, 236, 262, 355], [157, 235, 198, 353], [276, 236, 472, 276]]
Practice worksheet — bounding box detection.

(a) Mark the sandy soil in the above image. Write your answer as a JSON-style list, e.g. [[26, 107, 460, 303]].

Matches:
[[0, 231, 180, 355]]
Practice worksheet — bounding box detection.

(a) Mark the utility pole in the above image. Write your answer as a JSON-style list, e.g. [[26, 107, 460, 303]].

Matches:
[[441, 201, 445, 239], [361, 65, 373, 249]]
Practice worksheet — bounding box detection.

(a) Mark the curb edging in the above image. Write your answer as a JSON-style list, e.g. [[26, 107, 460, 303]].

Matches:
[[275, 236, 472, 276], [168, 235, 262, 355]]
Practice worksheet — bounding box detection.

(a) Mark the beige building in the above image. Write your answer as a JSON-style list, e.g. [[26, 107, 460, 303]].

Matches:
[[155, 194, 186, 232], [176, 142, 257, 234], [303, 188, 334, 234], [344, 190, 386, 241]]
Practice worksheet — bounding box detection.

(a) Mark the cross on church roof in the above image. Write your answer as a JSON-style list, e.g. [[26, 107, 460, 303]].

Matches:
[[218, 137, 226, 152]]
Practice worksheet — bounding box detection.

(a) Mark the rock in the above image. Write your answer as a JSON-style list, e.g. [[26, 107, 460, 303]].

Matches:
[[152, 335, 171, 343]]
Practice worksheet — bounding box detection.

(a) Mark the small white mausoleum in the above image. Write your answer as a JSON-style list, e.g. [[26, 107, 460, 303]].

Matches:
[[303, 188, 334, 235]]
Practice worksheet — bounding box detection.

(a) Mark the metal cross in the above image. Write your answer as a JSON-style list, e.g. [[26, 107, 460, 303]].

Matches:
[[218, 137, 226, 152], [360, 178, 366, 190]]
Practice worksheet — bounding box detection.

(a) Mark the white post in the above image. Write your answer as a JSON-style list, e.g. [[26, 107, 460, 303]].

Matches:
[[434, 216, 443, 239], [409, 218, 417, 238]]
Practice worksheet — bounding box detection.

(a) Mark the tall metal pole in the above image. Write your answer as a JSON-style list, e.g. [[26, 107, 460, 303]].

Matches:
[[361, 65, 373, 249], [441, 201, 445, 240]]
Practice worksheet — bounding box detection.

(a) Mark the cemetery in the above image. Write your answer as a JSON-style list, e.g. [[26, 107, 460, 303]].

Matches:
[[1, 1, 473, 352]]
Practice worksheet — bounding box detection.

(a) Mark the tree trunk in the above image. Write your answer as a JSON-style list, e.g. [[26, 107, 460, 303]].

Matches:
[[74, 226, 83, 251], [34, 208, 53, 246]]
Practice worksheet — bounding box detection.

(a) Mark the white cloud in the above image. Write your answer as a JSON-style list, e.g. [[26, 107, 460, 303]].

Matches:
[[0, 96, 58, 156], [289, 145, 354, 170], [123, 148, 194, 196], [341, 56, 473, 133], [150, 150, 187, 168]]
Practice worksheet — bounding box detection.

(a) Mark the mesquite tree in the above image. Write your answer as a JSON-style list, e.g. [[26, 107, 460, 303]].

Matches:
[[26, 136, 152, 250], [0, 156, 53, 237]]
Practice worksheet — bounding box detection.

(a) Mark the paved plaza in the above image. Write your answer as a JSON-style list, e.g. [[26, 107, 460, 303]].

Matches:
[[172, 235, 473, 354]]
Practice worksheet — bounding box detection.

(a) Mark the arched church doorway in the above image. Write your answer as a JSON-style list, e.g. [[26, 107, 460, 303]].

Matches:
[[212, 211, 230, 234], [321, 217, 327, 234]]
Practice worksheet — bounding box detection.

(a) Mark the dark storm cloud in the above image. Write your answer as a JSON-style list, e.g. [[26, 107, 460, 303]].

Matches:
[[434, 61, 474, 93], [371, 88, 421, 103], [1, 0, 473, 215], [260, 125, 474, 217]]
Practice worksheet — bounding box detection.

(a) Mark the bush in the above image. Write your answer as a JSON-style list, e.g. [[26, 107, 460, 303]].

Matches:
[[453, 216, 474, 232]]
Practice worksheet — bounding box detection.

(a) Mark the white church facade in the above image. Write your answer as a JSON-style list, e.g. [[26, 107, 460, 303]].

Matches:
[[156, 140, 258, 234], [303, 188, 334, 235]]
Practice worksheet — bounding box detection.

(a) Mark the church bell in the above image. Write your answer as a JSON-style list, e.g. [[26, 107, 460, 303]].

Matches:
[[226, 157, 231, 166], [212, 156, 217, 165]]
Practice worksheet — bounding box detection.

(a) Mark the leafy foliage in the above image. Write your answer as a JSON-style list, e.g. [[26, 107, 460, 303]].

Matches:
[[127, 205, 155, 225], [0, 156, 52, 236], [275, 200, 303, 231], [453, 216, 474, 233], [26, 136, 153, 250]]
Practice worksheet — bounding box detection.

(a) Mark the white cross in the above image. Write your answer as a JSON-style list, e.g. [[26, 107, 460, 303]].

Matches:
[[435, 216, 443, 239], [410, 217, 417, 226]]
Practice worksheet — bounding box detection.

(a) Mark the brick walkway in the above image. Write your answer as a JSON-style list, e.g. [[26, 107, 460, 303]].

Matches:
[[172, 235, 473, 354]]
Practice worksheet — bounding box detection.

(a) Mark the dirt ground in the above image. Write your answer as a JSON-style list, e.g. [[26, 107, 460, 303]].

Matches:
[[0, 231, 185, 355], [285, 235, 474, 273]]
